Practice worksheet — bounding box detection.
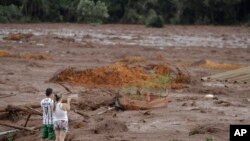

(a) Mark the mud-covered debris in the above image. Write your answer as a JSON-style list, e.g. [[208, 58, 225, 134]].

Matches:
[[173, 73, 191, 84], [17, 53, 49, 60], [51, 63, 190, 90], [171, 82, 184, 90], [50, 63, 151, 87], [189, 125, 218, 136], [0, 50, 11, 57], [0, 50, 49, 60], [170, 67, 191, 90], [192, 59, 242, 70], [119, 95, 168, 110], [121, 56, 146, 64], [93, 119, 128, 134], [3, 33, 33, 41], [146, 64, 173, 75], [155, 53, 165, 61], [214, 100, 231, 106], [143, 111, 151, 116]]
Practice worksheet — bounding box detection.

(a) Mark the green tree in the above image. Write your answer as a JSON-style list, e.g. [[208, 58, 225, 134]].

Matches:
[[0, 4, 21, 22], [101, 0, 127, 23], [145, 9, 164, 27], [0, 0, 249, 24], [77, 0, 109, 23]]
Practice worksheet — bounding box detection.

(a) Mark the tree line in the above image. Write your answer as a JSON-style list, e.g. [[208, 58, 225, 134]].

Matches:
[[0, 0, 249, 26]]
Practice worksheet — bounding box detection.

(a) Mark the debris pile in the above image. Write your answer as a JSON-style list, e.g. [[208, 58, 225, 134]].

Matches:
[[171, 68, 191, 90], [51, 63, 151, 87], [0, 50, 10, 57], [51, 63, 189, 90], [17, 53, 49, 60], [119, 92, 168, 110], [154, 53, 165, 61], [150, 64, 172, 75], [3, 33, 33, 41], [0, 50, 49, 60]]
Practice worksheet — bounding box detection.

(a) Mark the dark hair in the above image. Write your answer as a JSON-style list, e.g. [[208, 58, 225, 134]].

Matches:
[[54, 94, 62, 102], [46, 88, 53, 96], [53, 94, 62, 111]]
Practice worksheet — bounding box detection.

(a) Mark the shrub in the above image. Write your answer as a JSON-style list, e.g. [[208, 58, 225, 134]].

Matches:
[[77, 0, 109, 23], [145, 9, 164, 28], [123, 9, 144, 24]]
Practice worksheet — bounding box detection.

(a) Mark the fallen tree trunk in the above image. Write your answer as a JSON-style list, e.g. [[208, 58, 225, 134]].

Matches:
[[0, 103, 40, 113], [24, 114, 32, 127], [0, 94, 16, 99], [58, 83, 72, 93], [0, 121, 34, 131], [5, 105, 42, 116], [97, 107, 114, 115], [25, 106, 42, 116], [0, 129, 19, 136], [73, 110, 89, 119]]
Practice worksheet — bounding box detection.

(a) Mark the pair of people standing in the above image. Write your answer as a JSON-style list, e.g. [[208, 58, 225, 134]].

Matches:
[[40, 88, 71, 141]]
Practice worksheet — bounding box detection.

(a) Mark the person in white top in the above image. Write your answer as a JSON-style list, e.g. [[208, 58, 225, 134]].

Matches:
[[40, 88, 55, 140], [53, 94, 71, 141]]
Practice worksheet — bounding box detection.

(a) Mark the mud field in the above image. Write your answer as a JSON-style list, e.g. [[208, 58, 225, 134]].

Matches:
[[0, 24, 250, 141]]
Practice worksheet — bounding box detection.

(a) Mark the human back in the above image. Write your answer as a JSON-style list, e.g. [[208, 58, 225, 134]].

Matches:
[[53, 102, 68, 121], [53, 94, 71, 141], [41, 97, 54, 125], [40, 88, 55, 140]]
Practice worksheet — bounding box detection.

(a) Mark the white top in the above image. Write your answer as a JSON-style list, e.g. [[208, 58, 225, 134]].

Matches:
[[53, 103, 68, 121], [41, 98, 54, 125]]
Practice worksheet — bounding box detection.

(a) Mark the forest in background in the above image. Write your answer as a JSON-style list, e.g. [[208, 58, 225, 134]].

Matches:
[[0, 0, 250, 26]]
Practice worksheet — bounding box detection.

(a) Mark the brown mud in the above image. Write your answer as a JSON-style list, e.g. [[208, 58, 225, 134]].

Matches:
[[0, 24, 250, 141]]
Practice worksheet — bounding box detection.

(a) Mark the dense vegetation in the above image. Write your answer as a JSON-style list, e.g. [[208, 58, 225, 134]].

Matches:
[[0, 0, 249, 25]]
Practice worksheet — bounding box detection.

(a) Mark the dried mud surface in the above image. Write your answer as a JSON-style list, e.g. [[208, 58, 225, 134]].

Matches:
[[0, 24, 250, 141]]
